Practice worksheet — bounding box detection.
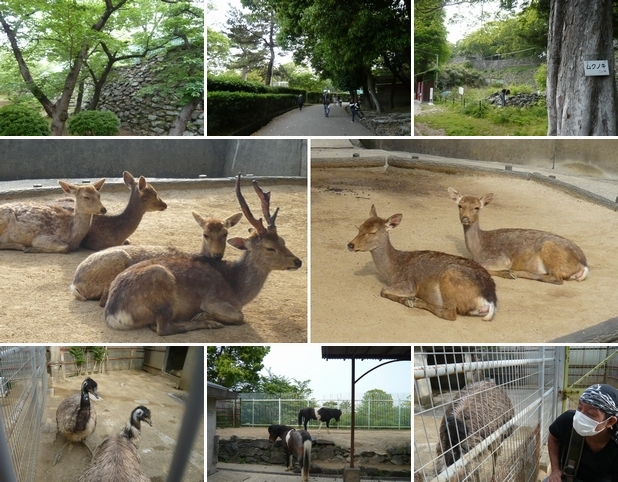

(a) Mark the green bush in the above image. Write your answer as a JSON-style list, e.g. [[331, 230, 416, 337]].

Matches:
[[0, 105, 49, 136], [68, 110, 120, 136], [534, 63, 547, 91], [438, 64, 487, 90]]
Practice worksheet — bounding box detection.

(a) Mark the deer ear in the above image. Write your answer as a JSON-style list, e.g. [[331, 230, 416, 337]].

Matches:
[[480, 193, 494, 207], [92, 179, 106, 191], [370, 205, 378, 218], [58, 180, 75, 194], [447, 187, 461, 203], [138, 176, 147, 190], [227, 213, 243, 228], [123, 171, 135, 188], [192, 211, 206, 227], [227, 237, 248, 250], [386, 214, 402, 229]]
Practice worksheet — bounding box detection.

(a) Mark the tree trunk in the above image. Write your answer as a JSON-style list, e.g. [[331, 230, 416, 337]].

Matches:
[[265, 19, 275, 86], [168, 98, 201, 136], [547, 0, 617, 135], [365, 69, 382, 114]]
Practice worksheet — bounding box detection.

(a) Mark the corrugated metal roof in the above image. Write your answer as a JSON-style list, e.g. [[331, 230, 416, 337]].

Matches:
[[321, 346, 411, 361]]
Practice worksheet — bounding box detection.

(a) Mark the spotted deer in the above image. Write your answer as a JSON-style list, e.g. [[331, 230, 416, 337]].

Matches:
[[70, 211, 242, 306], [53, 171, 167, 250], [0, 179, 107, 253], [103, 174, 302, 335], [347, 205, 497, 321], [448, 188, 589, 283]]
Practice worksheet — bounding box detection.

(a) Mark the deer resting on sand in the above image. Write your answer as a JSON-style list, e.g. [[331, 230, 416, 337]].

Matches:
[[70, 211, 242, 306], [0, 179, 106, 253], [348, 205, 497, 321], [448, 188, 589, 284], [103, 174, 302, 335]]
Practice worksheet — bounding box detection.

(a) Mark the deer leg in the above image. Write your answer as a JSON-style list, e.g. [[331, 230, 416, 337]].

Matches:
[[154, 316, 224, 335], [380, 285, 458, 320], [487, 269, 517, 279], [508, 270, 563, 284], [200, 300, 245, 325], [0, 242, 27, 251]]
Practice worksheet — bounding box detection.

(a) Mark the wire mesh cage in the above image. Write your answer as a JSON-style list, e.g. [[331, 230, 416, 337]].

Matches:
[[0, 347, 47, 482], [414, 346, 559, 482]]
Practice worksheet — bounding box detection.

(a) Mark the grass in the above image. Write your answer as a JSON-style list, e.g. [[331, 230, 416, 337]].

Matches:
[[418, 87, 548, 136]]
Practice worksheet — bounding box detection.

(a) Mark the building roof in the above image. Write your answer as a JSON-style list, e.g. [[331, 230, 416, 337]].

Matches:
[[321, 346, 411, 361], [207, 381, 239, 399]]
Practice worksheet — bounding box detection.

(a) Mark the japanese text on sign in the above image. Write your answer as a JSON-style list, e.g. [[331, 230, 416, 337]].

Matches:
[[584, 60, 610, 76]]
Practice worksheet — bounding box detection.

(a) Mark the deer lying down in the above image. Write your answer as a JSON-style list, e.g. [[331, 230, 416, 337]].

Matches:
[[70, 211, 242, 306], [0, 180, 107, 253], [53, 171, 167, 250], [347, 205, 497, 321], [104, 174, 302, 336], [448, 188, 589, 284]]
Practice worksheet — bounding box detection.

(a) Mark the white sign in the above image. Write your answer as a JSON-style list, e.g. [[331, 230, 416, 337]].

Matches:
[[584, 60, 610, 76], [458, 87, 465, 95]]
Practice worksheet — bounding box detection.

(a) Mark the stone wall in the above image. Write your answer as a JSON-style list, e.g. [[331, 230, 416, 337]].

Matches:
[[217, 435, 411, 478], [94, 52, 204, 136]]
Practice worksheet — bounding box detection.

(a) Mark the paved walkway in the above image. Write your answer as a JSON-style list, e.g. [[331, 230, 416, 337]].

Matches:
[[252, 104, 373, 136]]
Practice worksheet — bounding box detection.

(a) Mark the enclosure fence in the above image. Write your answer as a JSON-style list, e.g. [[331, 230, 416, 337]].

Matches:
[[414, 346, 559, 482], [0, 346, 47, 482], [217, 392, 411, 429]]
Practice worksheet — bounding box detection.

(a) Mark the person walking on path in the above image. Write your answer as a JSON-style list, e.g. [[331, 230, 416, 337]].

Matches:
[[297, 93, 304, 111], [322, 92, 330, 117]]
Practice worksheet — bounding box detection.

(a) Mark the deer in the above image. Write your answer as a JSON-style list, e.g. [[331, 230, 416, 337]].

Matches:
[[52, 171, 167, 250], [447, 187, 589, 284], [347, 205, 497, 321], [0, 179, 107, 253], [69, 211, 242, 306], [103, 173, 302, 335]]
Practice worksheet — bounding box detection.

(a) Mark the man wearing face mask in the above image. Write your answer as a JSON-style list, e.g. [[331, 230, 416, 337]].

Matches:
[[546, 384, 618, 482]]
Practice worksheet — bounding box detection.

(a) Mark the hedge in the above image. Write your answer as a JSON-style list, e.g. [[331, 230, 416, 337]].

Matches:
[[207, 76, 304, 96], [207, 91, 298, 135]]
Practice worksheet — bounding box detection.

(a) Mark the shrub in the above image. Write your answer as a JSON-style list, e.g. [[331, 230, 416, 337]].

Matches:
[[438, 64, 487, 90], [534, 63, 547, 91], [68, 110, 120, 136], [0, 105, 49, 136]]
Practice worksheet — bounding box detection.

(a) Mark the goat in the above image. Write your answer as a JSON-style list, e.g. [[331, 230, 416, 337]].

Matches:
[[69, 211, 242, 306], [268, 424, 312, 481], [76, 405, 152, 482], [103, 174, 302, 335], [53, 172, 167, 250], [448, 188, 589, 284], [298, 407, 342, 433], [53, 377, 99, 466], [436, 380, 514, 480], [347, 205, 497, 321], [0, 179, 106, 253]]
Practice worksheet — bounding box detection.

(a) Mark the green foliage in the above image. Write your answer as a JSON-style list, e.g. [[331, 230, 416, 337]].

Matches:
[[414, 0, 450, 74], [438, 64, 487, 90], [207, 74, 303, 96], [207, 346, 271, 391], [69, 347, 88, 375], [0, 105, 50, 136], [258, 370, 313, 398], [534, 63, 547, 91], [67, 110, 120, 136]]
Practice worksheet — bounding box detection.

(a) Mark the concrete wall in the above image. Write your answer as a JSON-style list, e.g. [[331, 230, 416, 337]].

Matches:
[[360, 139, 618, 179], [0, 139, 307, 181]]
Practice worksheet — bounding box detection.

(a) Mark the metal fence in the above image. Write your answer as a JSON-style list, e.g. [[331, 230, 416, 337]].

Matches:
[[0, 346, 47, 482], [414, 346, 559, 482], [217, 392, 411, 429]]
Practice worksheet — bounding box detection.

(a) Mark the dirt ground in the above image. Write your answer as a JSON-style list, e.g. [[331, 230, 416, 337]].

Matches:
[[35, 369, 204, 482], [0, 181, 307, 343], [311, 166, 618, 343]]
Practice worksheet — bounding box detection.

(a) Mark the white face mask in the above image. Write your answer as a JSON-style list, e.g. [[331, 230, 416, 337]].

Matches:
[[573, 410, 606, 437]]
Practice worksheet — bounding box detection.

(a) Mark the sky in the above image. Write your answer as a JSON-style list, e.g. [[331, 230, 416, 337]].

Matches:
[[258, 345, 411, 402], [444, 2, 502, 44]]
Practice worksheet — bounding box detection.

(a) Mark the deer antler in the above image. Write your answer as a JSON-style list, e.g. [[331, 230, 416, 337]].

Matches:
[[235, 173, 267, 235], [252, 180, 279, 230]]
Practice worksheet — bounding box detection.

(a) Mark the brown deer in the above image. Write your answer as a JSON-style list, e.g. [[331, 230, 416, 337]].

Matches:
[[103, 174, 302, 335], [448, 188, 589, 284], [70, 211, 242, 306], [0, 180, 107, 253], [347, 205, 497, 321], [53, 171, 167, 250]]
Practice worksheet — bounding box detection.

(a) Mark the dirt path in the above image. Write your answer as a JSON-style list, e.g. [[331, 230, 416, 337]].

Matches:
[[311, 166, 618, 343], [0, 182, 307, 343]]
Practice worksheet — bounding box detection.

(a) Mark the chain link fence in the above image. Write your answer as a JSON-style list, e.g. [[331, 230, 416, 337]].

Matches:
[[217, 392, 411, 429], [414, 346, 558, 482], [0, 346, 47, 482]]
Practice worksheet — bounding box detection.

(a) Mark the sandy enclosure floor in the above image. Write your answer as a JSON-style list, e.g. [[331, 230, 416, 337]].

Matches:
[[0, 182, 307, 343], [35, 370, 203, 482], [311, 166, 618, 343]]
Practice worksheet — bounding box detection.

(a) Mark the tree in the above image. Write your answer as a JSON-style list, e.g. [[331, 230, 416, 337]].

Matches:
[[207, 346, 270, 391], [240, 0, 280, 86], [355, 389, 395, 428], [225, 6, 269, 81], [258, 369, 313, 398], [207, 27, 232, 74], [0, 0, 202, 135]]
